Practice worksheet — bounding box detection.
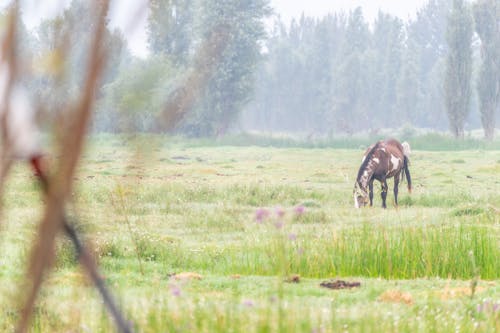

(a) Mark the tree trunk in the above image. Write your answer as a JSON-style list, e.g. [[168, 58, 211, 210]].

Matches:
[[481, 103, 496, 141]]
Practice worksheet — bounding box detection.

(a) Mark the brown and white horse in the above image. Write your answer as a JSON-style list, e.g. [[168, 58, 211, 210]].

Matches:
[[353, 139, 412, 208]]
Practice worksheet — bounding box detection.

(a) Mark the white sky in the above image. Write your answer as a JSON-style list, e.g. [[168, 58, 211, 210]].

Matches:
[[1, 0, 429, 58], [272, 0, 428, 23]]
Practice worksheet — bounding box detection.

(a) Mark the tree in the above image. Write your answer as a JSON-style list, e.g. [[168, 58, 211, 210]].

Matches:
[[33, 0, 127, 96], [397, 38, 420, 125], [147, 0, 196, 64], [473, 0, 500, 140], [369, 12, 404, 128], [333, 7, 370, 134], [405, 0, 451, 129], [97, 55, 177, 131], [444, 0, 473, 138], [181, 0, 271, 137]]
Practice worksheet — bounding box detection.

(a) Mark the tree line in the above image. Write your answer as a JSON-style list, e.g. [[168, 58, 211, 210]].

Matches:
[[243, 0, 499, 140], [5, 0, 500, 139]]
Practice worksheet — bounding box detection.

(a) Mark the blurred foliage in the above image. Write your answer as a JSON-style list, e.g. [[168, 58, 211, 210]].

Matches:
[[29, 0, 128, 121], [96, 54, 179, 132]]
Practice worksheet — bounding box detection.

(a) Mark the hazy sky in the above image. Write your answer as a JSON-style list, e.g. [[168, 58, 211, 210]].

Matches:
[[1, 0, 430, 58], [272, 0, 428, 22]]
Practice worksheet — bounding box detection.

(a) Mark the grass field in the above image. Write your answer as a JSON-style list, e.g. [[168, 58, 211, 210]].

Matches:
[[0, 135, 499, 332]]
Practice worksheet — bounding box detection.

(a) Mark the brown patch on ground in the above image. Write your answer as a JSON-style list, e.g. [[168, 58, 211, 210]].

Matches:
[[438, 286, 486, 300], [320, 279, 361, 290], [285, 274, 301, 283], [230, 274, 241, 279], [378, 290, 414, 305], [171, 272, 203, 281]]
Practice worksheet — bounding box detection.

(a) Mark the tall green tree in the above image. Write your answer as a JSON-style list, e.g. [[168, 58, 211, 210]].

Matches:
[[473, 0, 500, 140], [369, 12, 404, 128], [444, 0, 473, 138], [333, 7, 370, 133], [405, 0, 451, 129], [397, 38, 420, 125], [182, 0, 270, 137], [147, 0, 196, 64], [308, 14, 344, 134]]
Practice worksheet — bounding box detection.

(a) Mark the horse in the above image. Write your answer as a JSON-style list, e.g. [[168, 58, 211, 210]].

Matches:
[[353, 139, 412, 208]]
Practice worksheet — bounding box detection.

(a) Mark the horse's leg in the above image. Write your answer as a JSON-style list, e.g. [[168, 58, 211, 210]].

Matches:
[[381, 179, 388, 208], [369, 179, 374, 206], [394, 173, 400, 206]]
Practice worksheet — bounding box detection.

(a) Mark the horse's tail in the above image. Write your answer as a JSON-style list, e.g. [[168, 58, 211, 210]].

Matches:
[[402, 141, 411, 156], [402, 155, 412, 193]]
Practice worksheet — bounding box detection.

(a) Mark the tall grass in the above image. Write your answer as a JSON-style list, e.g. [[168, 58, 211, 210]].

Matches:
[[94, 222, 499, 280], [234, 223, 499, 279]]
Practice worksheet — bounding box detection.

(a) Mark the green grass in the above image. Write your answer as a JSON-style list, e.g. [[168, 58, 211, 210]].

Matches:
[[0, 136, 499, 332]]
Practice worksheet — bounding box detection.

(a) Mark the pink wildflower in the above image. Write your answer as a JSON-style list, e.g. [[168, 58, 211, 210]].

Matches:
[[294, 205, 305, 216], [255, 208, 270, 223], [242, 299, 255, 308], [170, 284, 182, 297], [274, 221, 284, 229], [275, 206, 286, 218]]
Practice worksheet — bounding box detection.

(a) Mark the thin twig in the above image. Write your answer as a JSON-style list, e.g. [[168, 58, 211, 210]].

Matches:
[[112, 186, 145, 276]]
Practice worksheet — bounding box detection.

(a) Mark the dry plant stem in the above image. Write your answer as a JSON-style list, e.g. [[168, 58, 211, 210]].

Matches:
[[16, 1, 113, 332], [17, 192, 65, 333], [0, 6, 18, 212], [116, 190, 145, 275]]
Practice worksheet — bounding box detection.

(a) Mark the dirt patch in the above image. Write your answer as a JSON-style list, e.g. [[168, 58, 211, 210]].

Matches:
[[199, 169, 218, 175], [285, 274, 301, 283], [438, 286, 486, 300], [320, 279, 361, 290], [378, 290, 413, 305], [171, 156, 190, 160]]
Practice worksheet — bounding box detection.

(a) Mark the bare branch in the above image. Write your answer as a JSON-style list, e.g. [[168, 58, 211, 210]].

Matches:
[[0, 5, 18, 195], [17, 1, 112, 332]]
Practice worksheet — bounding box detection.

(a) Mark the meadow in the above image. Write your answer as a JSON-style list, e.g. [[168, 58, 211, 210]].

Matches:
[[0, 135, 499, 332]]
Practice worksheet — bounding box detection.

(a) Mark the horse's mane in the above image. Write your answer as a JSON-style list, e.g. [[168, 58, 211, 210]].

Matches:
[[356, 141, 381, 182]]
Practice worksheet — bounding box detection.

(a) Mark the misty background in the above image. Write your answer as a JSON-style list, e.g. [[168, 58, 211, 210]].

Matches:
[[2, 0, 499, 139]]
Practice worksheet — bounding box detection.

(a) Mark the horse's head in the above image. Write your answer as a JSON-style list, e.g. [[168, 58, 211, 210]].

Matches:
[[353, 182, 369, 208]]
